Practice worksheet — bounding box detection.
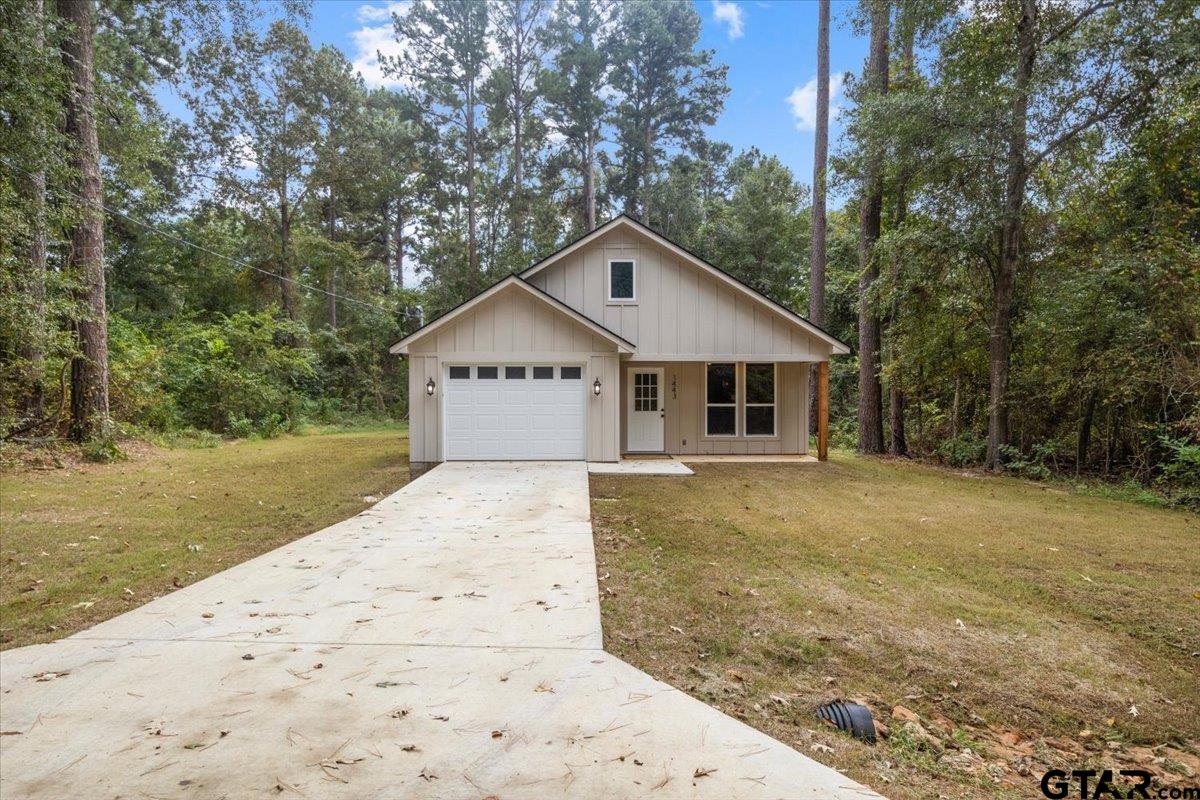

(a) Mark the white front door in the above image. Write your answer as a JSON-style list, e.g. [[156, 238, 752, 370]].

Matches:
[[627, 368, 665, 452]]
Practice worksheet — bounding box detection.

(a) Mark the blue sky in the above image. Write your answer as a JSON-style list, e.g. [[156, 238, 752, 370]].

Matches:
[[311, 0, 868, 200]]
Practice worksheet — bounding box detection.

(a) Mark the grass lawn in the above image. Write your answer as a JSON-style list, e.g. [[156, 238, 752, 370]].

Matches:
[[591, 453, 1200, 800], [0, 427, 409, 648]]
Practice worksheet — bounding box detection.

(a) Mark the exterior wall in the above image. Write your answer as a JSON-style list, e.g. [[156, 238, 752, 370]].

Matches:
[[406, 285, 621, 463], [588, 354, 620, 462], [527, 228, 834, 361], [620, 361, 809, 455], [408, 284, 616, 358], [408, 353, 441, 463]]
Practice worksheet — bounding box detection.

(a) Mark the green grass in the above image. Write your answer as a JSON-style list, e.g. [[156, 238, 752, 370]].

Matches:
[[0, 427, 410, 648], [591, 451, 1200, 800]]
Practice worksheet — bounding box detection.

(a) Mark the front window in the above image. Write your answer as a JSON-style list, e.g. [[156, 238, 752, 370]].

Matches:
[[744, 363, 776, 436], [608, 260, 635, 301], [705, 363, 737, 436]]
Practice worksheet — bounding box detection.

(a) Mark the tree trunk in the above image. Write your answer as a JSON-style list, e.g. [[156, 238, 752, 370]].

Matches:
[[808, 0, 830, 434], [856, 0, 888, 455], [466, 78, 479, 292], [511, 6, 525, 241], [985, 0, 1037, 471], [21, 160, 48, 419], [58, 0, 110, 443], [1076, 387, 1099, 474], [18, 0, 49, 420], [326, 191, 337, 329], [393, 202, 405, 289], [887, 13, 915, 458], [278, 197, 299, 321], [641, 126, 653, 224], [584, 133, 596, 230], [951, 375, 960, 438]]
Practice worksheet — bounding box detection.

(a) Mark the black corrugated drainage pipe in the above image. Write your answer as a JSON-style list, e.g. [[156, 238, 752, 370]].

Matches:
[[816, 700, 877, 744]]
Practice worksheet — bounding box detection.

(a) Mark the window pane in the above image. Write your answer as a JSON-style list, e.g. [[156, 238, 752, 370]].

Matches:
[[746, 406, 775, 436], [533, 366, 553, 379], [448, 366, 470, 379], [560, 366, 582, 379], [746, 363, 775, 404], [706, 363, 736, 404], [505, 366, 526, 380], [707, 406, 735, 436], [609, 261, 634, 299], [477, 366, 498, 379]]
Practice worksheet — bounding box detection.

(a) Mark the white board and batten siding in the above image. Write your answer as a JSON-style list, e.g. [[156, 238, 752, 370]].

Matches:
[[407, 284, 621, 463], [525, 227, 836, 362]]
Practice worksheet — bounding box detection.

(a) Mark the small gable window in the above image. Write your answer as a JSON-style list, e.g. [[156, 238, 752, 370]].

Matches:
[[608, 259, 635, 302]]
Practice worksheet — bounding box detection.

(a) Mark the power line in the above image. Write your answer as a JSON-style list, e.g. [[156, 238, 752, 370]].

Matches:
[[1, 155, 393, 316]]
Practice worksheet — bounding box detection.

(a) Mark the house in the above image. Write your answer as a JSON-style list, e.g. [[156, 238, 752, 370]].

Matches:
[[390, 215, 849, 466]]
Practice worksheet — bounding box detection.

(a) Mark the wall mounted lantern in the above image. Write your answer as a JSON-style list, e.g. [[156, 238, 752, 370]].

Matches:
[[592, 378, 602, 397], [426, 377, 436, 396]]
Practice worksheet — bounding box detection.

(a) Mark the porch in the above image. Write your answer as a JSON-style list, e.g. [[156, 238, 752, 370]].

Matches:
[[615, 360, 830, 461]]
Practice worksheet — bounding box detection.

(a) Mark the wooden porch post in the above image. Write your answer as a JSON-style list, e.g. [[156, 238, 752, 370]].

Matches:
[[817, 360, 829, 461]]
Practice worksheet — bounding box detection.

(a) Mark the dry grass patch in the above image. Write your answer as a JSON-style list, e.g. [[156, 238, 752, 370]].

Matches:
[[1, 427, 409, 648], [591, 453, 1199, 800]]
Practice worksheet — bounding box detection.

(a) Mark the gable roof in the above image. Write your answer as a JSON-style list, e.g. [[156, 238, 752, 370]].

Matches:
[[520, 214, 851, 355], [388, 274, 635, 355]]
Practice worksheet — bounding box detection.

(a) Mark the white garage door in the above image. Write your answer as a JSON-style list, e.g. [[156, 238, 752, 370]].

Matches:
[[444, 364, 586, 460]]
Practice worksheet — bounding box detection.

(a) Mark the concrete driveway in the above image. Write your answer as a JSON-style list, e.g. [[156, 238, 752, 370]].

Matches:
[[0, 461, 880, 799]]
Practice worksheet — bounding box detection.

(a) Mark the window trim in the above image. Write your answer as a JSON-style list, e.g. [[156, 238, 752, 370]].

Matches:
[[743, 362, 777, 438], [606, 258, 637, 303], [704, 362, 738, 438]]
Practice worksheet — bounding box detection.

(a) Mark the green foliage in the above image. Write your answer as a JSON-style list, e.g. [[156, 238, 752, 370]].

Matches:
[[934, 434, 987, 469], [997, 443, 1057, 482], [156, 312, 313, 435], [81, 434, 125, 464]]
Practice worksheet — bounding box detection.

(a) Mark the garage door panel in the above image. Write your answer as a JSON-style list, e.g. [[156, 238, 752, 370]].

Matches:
[[444, 365, 586, 460]]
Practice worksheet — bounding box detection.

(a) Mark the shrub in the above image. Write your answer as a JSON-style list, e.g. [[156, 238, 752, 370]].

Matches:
[[934, 432, 987, 467], [159, 311, 314, 435], [999, 442, 1058, 481]]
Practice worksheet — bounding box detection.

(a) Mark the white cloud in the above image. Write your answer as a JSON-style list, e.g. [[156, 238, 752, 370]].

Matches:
[[350, 2, 412, 89], [786, 73, 845, 131], [355, 4, 392, 23], [711, 0, 744, 40]]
